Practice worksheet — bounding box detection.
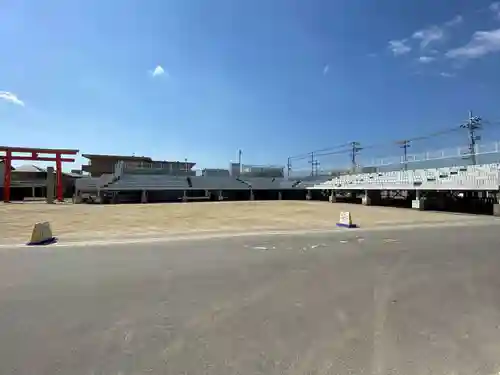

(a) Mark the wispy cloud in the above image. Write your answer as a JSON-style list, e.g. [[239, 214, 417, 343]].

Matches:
[[0, 91, 24, 106], [151, 65, 166, 77], [412, 26, 445, 49], [444, 15, 463, 27], [490, 2, 500, 19], [446, 28, 500, 59], [440, 72, 456, 78], [418, 56, 436, 63], [389, 15, 462, 58], [323, 64, 330, 75], [388, 39, 411, 56]]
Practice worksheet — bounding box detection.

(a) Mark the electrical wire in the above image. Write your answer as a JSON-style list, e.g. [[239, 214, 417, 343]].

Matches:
[[317, 125, 464, 156], [482, 119, 500, 127], [287, 115, 500, 173], [288, 142, 353, 160], [311, 147, 353, 159]]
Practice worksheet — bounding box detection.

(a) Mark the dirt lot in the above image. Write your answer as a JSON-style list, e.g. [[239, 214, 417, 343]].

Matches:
[[0, 200, 487, 244]]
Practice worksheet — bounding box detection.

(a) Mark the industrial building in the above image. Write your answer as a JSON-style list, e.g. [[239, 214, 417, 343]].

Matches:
[[81, 154, 197, 177]]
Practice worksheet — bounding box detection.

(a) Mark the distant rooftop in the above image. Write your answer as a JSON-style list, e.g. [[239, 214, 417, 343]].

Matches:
[[14, 164, 46, 173], [82, 154, 153, 162], [4, 163, 83, 178], [81, 154, 196, 167]]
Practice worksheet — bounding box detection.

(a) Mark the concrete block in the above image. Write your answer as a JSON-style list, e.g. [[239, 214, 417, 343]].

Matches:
[[27, 222, 57, 246], [336, 211, 358, 228], [362, 195, 371, 206], [46, 166, 55, 204], [412, 198, 426, 211], [494, 204, 500, 216]]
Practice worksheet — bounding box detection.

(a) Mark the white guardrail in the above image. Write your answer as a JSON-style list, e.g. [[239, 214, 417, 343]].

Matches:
[[370, 141, 500, 167]]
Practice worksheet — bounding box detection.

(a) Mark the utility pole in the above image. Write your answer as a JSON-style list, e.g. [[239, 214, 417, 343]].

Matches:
[[397, 140, 411, 170], [350, 141, 362, 172], [460, 110, 482, 165], [312, 160, 320, 176], [238, 149, 242, 177], [308, 152, 320, 176], [287, 157, 292, 178]]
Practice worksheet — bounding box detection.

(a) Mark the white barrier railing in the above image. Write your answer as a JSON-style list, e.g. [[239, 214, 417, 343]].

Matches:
[[370, 141, 500, 167], [308, 163, 500, 191], [291, 141, 500, 177]]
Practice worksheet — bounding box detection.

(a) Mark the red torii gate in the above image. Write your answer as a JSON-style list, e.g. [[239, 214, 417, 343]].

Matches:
[[0, 146, 79, 203]]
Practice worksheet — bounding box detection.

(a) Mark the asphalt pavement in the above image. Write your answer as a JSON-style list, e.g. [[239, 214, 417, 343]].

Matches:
[[1, 223, 500, 375]]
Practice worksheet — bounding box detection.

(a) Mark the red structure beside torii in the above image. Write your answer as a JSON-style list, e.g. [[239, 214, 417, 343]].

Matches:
[[0, 146, 79, 203]]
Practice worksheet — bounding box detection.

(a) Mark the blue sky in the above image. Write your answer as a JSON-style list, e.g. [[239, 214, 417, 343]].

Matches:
[[1, 0, 500, 171]]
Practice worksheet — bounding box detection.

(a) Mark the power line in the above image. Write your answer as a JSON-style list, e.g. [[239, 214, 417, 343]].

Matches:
[[287, 112, 492, 173], [289, 142, 352, 161], [483, 120, 500, 126], [308, 125, 462, 159], [312, 147, 353, 158]]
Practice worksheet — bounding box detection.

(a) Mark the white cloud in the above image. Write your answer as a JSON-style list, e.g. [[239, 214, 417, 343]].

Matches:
[[445, 15, 463, 27], [418, 56, 436, 63], [412, 26, 445, 49], [151, 65, 166, 77], [0, 91, 24, 106], [388, 39, 411, 56], [323, 64, 330, 75], [440, 72, 456, 78], [446, 28, 500, 59], [490, 2, 500, 19], [388, 15, 462, 59]]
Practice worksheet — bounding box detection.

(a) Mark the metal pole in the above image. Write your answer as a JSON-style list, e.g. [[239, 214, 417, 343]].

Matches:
[[397, 140, 410, 170], [404, 143, 408, 170], [469, 110, 477, 165], [238, 149, 242, 177], [461, 110, 482, 165], [350, 142, 362, 172], [3, 150, 11, 203]]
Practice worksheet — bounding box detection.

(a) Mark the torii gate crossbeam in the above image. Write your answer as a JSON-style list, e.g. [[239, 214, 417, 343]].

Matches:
[[0, 146, 79, 203]]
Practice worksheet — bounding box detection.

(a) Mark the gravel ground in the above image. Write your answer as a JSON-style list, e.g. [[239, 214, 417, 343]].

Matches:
[[0, 200, 492, 244]]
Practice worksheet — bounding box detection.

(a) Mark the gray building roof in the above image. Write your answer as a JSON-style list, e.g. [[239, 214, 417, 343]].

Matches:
[[14, 164, 46, 172]]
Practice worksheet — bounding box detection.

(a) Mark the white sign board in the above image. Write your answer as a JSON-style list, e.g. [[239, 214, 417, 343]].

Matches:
[[339, 211, 352, 226], [337, 211, 356, 228]]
